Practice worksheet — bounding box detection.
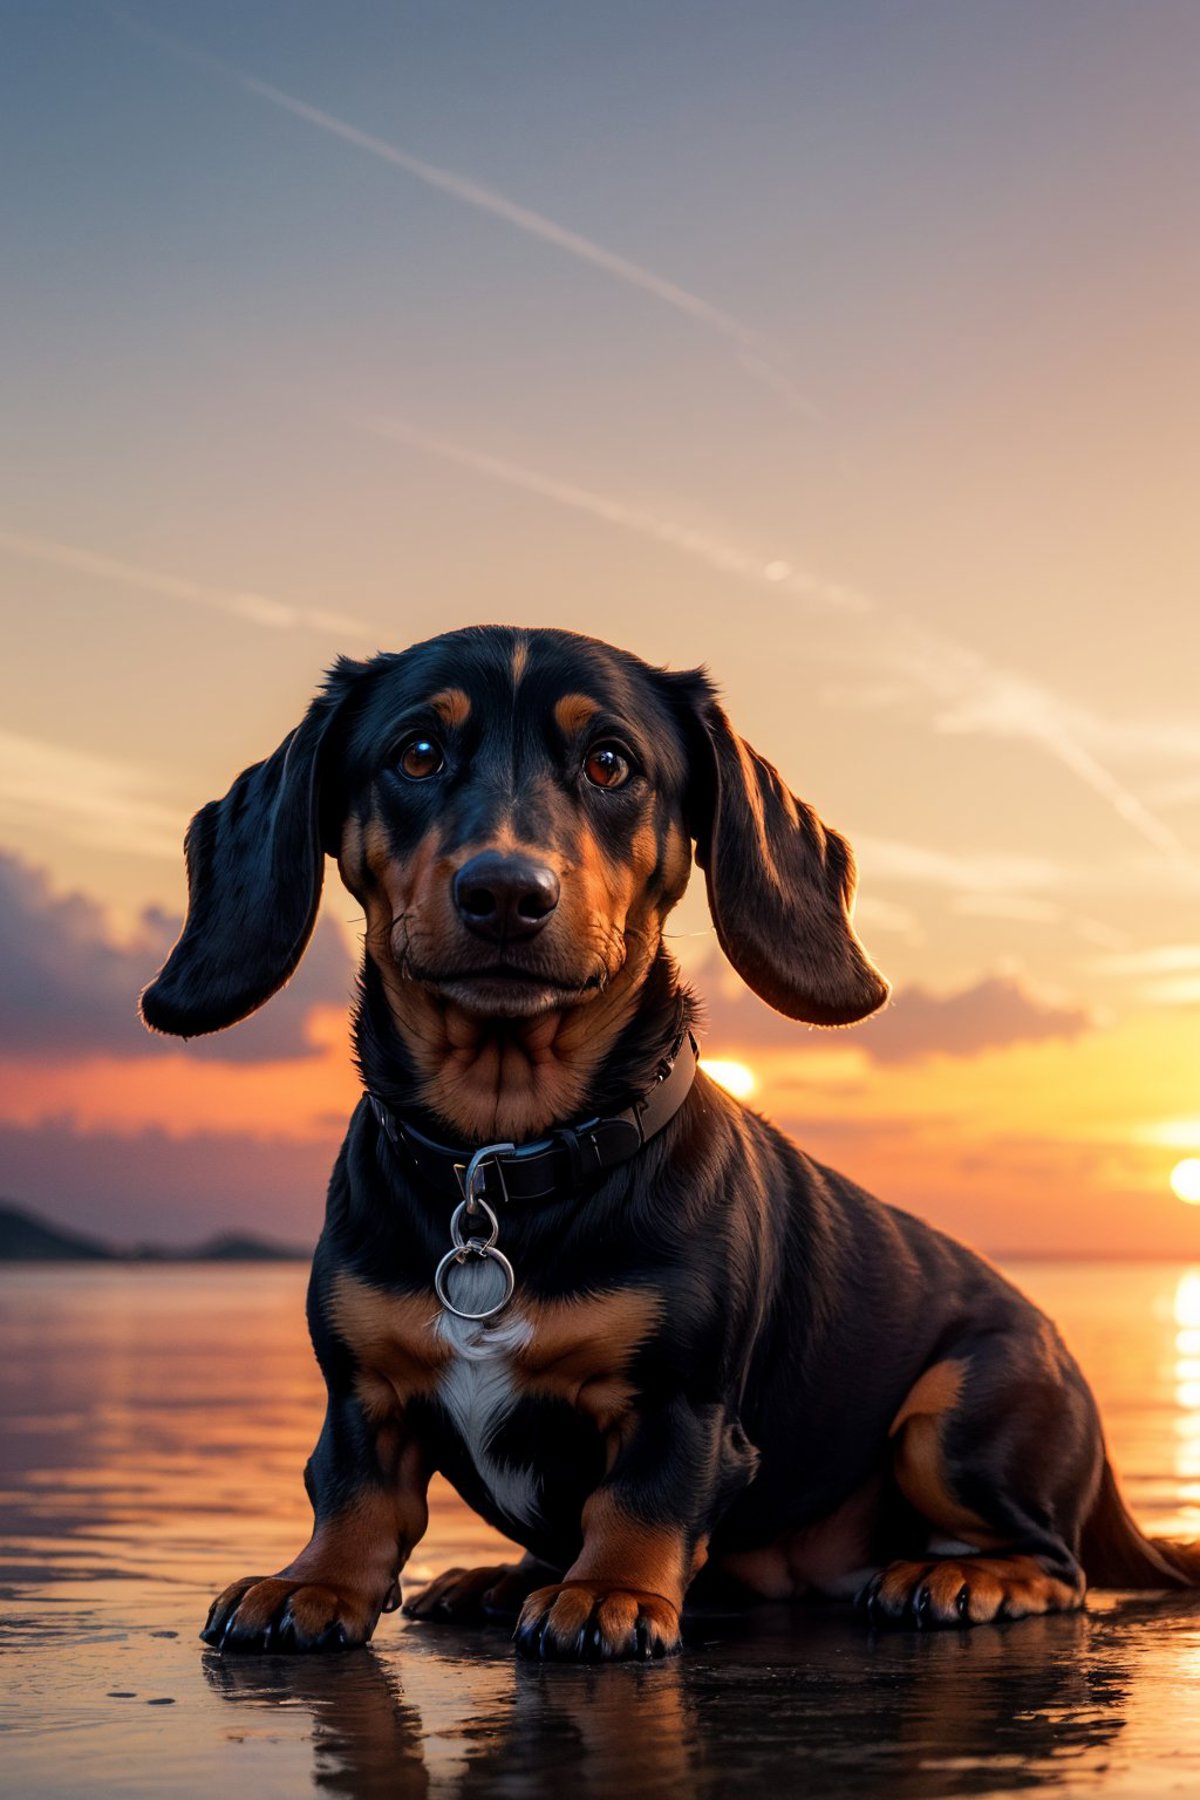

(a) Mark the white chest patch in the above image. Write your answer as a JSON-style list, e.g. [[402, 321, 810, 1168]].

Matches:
[[434, 1261, 541, 1526]]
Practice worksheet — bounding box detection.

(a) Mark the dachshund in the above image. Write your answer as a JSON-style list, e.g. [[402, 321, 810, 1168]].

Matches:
[[141, 625, 1200, 1660]]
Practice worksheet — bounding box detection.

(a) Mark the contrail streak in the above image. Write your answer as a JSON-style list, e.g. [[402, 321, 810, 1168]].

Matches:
[[0, 528, 368, 636], [362, 416, 866, 611], [899, 634, 1192, 865], [106, 9, 811, 411], [363, 417, 1193, 867]]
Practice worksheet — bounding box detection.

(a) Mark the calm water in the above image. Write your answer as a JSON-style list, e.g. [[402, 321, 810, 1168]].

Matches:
[[5, 1261, 1200, 1797]]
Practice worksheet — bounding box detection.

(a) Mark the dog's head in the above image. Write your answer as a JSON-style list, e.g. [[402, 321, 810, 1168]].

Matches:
[[142, 627, 887, 1130]]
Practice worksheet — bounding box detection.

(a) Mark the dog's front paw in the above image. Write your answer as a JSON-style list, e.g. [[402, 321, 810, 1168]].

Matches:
[[200, 1574, 379, 1653], [514, 1582, 681, 1662]]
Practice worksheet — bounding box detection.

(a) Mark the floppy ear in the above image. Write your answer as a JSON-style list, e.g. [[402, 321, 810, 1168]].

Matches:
[[674, 679, 889, 1026], [140, 669, 360, 1039]]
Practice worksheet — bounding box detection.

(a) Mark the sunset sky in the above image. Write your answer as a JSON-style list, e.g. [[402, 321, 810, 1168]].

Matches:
[[2, 1, 1197, 1253]]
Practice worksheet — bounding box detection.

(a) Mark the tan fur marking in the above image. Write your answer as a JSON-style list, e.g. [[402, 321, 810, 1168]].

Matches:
[[214, 1434, 432, 1643], [874, 1554, 1083, 1623], [513, 1287, 663, 1430], [569, 1489, 693, 1608], [329, 1273, 450, 1403], [331, 1274, 661, 1435], [378, 961, 658, 1141], [730, 735, 784, 890], [889, 1358, 1003, 1548], [661, 821, 693, 902], [517, 1581, 682, 1658], [511, 638, 530, 684], [334, 734, 692, 1141], [554, 692, 601, 738], [427, 687, 471, 728], [890, 1358, 967, 1435], [720, 1475, 884, 1600]]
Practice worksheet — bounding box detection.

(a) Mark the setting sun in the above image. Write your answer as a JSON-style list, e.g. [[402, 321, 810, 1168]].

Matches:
[[1171, 1160, 1200, 1206], [701, 1059, 757, 1100]]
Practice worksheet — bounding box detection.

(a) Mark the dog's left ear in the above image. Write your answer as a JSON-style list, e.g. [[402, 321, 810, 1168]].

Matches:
[[140, 659, 368, 1040], [664, 672, 889, 1026]]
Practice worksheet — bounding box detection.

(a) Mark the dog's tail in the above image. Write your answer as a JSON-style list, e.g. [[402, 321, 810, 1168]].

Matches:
[[1081, 1458, 1200, 1588]]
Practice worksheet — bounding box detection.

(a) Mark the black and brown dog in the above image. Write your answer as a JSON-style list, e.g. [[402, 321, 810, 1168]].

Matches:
[[142, 626, 1199, 1660]]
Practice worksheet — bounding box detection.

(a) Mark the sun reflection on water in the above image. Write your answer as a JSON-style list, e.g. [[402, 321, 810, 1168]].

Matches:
[[1172, 1272, 1200, 1496]]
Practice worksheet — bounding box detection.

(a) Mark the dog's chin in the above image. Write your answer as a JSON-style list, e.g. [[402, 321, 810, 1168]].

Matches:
[[421, 968, 604, 1021]]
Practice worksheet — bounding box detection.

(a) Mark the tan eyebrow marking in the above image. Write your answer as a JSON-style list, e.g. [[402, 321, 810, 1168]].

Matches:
[[554, 693, 602, 738], [427, 688, 471, 728]]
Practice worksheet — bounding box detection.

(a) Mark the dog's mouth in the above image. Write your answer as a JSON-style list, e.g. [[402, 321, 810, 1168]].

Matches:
[[405, 958, 606, 1016]]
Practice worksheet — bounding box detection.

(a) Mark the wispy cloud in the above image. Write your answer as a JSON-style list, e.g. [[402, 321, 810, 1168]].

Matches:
[[102, 7, 1199, 870], [859, 835, 1200, 903], [361, 417, 1195, 869], [107, 9, 810, 411], [362, 416, 865, 610], [857, 838, 1068, 897], [919, 651, 1194, 864], [1150, 771, 1200, 809], [1094, 945, 1200, 977], [0, 727, 181, 860], [0, 527, 368, 636], [1135, 1118, 1200, 1150], [1091, 944, 1200, 1005]]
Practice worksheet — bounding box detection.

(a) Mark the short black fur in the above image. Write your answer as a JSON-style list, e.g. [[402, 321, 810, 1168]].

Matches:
[[146, 626, 1195, 1663]]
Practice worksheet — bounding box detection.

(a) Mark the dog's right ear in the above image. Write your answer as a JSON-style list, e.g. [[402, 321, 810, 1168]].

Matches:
[[140, 661, 367, 1039], [659, 667, 889, 1027]]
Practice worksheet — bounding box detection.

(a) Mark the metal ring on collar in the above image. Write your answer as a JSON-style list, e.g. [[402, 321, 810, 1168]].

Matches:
[[434, 1243, 516, 1320], [449, 1197, 500, 1252]]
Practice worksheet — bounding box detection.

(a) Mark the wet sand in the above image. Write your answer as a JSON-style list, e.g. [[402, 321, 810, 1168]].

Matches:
[[4, 1261, 1200, 1796]]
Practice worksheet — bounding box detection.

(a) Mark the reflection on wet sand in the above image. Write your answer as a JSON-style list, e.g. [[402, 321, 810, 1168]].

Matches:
[[3, 1263, 1200, 1796], [197, 1604, 1136, 1797]]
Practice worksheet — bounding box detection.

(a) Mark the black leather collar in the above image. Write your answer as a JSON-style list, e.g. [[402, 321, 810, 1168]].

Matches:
[[369, 1030, 699, 1207]]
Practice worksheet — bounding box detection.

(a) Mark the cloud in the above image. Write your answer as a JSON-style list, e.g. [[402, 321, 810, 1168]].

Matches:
[[856, 836, 1068, 896], [698, 962, 1091, 1066], [0, 850, 355, 1063], [362, 417, 866, 612], [108, 9, 1199, 864], [109, 9, 808, 409], [857, 835, 1200, 904], [1089, 944, 1200, 1008], [859, 976, 1092, 1065], [0, 527, 368, 636], [361, 419, 1195, 870], [0, 728, 182, 860], [0, 1116, 338, 1247], [949, 894, 1063, 924], [1094, 945, 1200, 977]]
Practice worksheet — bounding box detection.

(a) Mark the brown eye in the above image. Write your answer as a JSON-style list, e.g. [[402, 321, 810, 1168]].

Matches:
[[399, 736, 444, 780], [584, 743, 632, 789]]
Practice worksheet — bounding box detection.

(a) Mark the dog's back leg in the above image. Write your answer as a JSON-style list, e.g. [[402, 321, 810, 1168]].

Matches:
[[860, 1320, 1102, 1626]]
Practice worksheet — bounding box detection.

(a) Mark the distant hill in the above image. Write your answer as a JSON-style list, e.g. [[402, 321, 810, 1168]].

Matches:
[[0, 1201, 307, 1263], [0, 1202, 114, 1261]]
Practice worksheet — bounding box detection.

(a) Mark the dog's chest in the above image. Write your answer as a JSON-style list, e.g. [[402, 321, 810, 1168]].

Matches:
[[435, 1284, 542, 1525], [330, 1271, 662, 1524]]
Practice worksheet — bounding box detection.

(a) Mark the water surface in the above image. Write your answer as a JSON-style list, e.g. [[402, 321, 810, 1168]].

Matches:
[[4, 1261, 1200, 1796]]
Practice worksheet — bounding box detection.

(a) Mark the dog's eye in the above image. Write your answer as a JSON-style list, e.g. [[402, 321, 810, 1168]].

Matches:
[[398, 736, 444, 780], [583, 743, 632, 790]]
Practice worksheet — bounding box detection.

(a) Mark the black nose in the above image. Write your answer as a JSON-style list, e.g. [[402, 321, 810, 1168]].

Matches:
[[452, 852, 561, 943]]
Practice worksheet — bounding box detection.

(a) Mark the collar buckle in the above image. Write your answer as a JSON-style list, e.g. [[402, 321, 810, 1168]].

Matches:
[[459, 1140, 516, 1210]]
